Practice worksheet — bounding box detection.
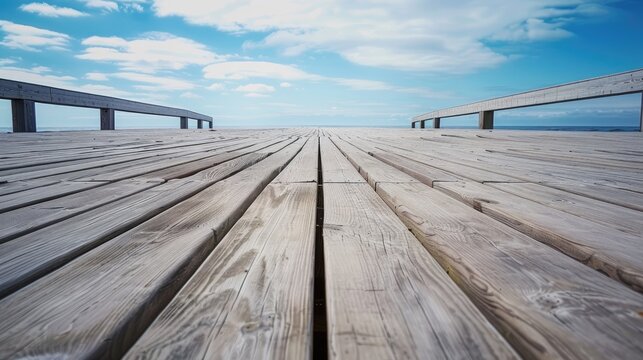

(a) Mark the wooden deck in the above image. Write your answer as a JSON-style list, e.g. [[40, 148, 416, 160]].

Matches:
[[0, 128, 642, 359]]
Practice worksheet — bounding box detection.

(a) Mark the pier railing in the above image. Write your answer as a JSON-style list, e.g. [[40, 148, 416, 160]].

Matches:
[[0, 78, 213, 132], [412, 68, 643, 131]]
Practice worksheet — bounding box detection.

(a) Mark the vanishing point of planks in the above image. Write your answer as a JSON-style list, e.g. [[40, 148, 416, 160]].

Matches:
[[0, 128, 642, 359]]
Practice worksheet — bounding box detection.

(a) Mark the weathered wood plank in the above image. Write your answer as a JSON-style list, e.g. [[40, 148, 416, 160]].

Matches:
[[330, 138, 418, 188], [0, 140, 297, 297], [0, 178, 161, 243], [0, 140, 304, 359], [489, 182, 643, 236], [0, 180, 108, 213], [322, 182, 517, 359], [273, 136, 318, 183], [434, 180, 643, 291], [376, 182, 643, 359], [126, 182, 317, 359], [319, 136, 365, 183]]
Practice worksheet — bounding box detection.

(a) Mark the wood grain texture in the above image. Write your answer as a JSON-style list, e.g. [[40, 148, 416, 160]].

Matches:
[[319, 136, 365, 183], [434, 180, 643, 291], [330, 137, 418, 188], [0, 140, 304, 359], [323, 182, 518, 359], [376, 182, 643, 360], [0, 149, 277, 297], [273, 136, 318, 183], [126, 183, 317, 360], [0, 178, 161, 243], [489, 182, 643, 235]]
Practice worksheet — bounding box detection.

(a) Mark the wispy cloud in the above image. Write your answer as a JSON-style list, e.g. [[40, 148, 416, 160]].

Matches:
[[82, 0, 118, 12], [154, 0, 607, 73], [82, 0, 147, 12], [0, 20, 70, 51], [113, 71, 195, 90], [202, 60, 448, 98], [203, 61, 319, 81], [78, 32, 225, 73], [0, 65, 76, 88], [20, 2, 88, 17], [207, 83, 225, 91], [85, 72, 109, 81], [234, 83, 275, 97]]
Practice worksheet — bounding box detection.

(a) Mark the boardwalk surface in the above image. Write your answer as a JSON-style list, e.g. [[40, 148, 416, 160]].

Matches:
[[0, 128, 642, 359]]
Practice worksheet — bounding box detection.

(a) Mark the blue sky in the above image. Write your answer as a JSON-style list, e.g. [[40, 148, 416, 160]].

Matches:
[[0, 0, 642, 129]]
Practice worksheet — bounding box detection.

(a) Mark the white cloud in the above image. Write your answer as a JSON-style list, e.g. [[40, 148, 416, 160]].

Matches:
[[0, 20, 70, 51], [0, 58, 17, 66], [0, 66, 76, 88], [244, 93, 268, 98], [332, 78, 391, 91], [78, 32, 223, 72], [83, 0, 119, 11], [207, 83, 225, 91], [81, 0, 147, 12], [20, 3, 88, 17], [203, 61, 320, 80], [30, 65, 51, 73], [153, 0, 606, 72], [113, 71, 195, 90], [202, 60, 448, 98], [491, 18, 573, 41], [179, 91, 202, 98], [78, 83, 133, 97], [85, 72, 109, 81], [235, 83, 275, 94]]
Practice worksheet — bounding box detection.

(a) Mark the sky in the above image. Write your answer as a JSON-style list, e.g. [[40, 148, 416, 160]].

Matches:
[[0, 0, 642, 129]]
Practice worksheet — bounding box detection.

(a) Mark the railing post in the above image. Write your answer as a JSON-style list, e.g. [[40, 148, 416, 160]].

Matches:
[[420, 120, 426, 128], [197, 120, 203, 129], [434, 117, 441, 129], [180, 116, 188, 129], [479, 110, 494, 129], [11, 99, 36, 132], [411, 122, 416, 128], [100, 108, 115, 130]]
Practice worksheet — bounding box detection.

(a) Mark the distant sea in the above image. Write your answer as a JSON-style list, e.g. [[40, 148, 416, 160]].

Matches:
[[0, 125, 640, 132]]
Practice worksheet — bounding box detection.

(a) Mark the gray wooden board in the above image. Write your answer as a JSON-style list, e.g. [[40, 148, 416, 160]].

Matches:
[[0, 139, 304, 359], [434, 180, 643, 291], [0, 138, 247, 182], [141, 138, 290, 180], [126, 182, 317, 359], [0, 178, 161, 243], [0, 139, 265, 211], [489, 182, 643, 236], [370, 151, 459, 186], [273, 136, 318, 183], [322, 182, 517, 359], [0, 180, 108, 213], [0, 142, 295, 298], [330, 137, 418, 188], [319, 136, 365, 183], [376, 182, 643, 360], [353, 137, 520, 183]]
